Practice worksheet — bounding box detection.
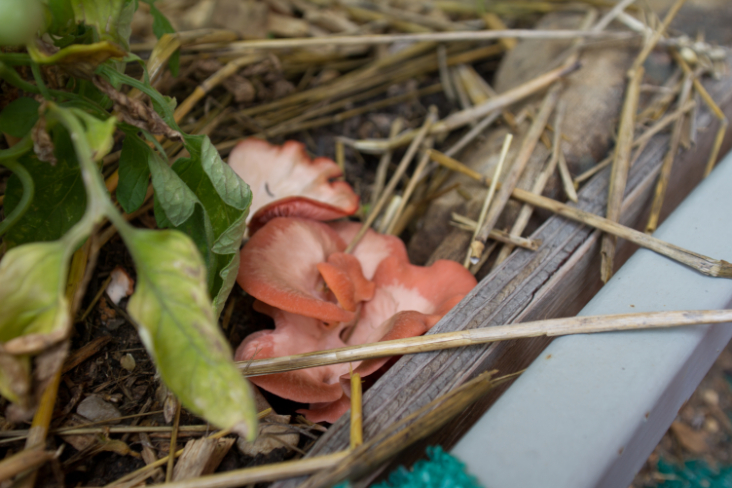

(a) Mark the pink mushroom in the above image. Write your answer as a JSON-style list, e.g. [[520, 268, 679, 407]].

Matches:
[[227, 138, 359, 233], [235, 217, 477, 423]]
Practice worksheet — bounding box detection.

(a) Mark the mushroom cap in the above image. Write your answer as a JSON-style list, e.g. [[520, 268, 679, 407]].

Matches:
[[327, 221, 407, 280], [227, 138, 359, 231], [337, 255, 474, 394], [238, 217, 355, 323], [236, 217, 478, 423], [235, 302, 350, 404]]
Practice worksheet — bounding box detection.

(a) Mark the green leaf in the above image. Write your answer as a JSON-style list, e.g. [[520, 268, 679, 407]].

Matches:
[[117, 132, 150, 213], [0, 98, 39, 138], [148, 148, 197, 225], [3, 131, 86, 248], [0, 240, 70, 349], [70, 0, 135, 50], [148, 3, 173, 38], [212, 251, 239, 318], [179, 134, 251, 255], [146, 2, 179, 76], [148, 147, 215, 288], [68, 108, 116, 161], [124, 227, 257, 439], [47, 0, 76, 36], [149, 135, 250, 311]]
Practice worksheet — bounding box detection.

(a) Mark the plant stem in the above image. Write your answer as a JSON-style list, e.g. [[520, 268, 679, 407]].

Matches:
[[0, 157, 34, 237], [30, 62, 51, 100]]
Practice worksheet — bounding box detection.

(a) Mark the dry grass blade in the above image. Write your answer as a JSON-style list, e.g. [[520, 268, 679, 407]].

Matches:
[[466, 134, 513, 267], [600, 66, 643, 282], [472, 84, 561, 260], [296, 371, 515, 488], [167, 401, 183, 482], [458, 65, 518, 131], [185, 30, 633, 52], [557, 150, 578, 202], [335, 140, 345, 173], [386, 142, 433, 235], [62, 335, 111, 373], [573, 99, 696, 186], [630, 0, 688, 73], [0, 449, 56, 483], [231, 42, 495, 125], [671, 50, 729, 177], [429, 150, 732, 278], [238, 310, 732, 376], [349, 372, 363, 450], [131, 29, 238, 98], [371, 119, 403, 208], [345, 109, 437, 252], [451, 65, 474, 113], [261, 84, 443, 139], [444, 111, 502, 157], [103, 410, 271, 488], [438, 63, 572, 134], [482, 13, 517, 50], [451, 214, 540, 251], [494, 101, 566, 267], [173, 54, 264, 124], [646, 71, 694, 234], [437, 45, 456, 102], [111, 452, 348, 488], [345, 61, 578, 153], [591, 0, 638, 33]]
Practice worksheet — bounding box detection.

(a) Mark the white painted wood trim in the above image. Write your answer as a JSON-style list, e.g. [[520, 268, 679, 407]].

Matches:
[[452, 150, 732, 488]]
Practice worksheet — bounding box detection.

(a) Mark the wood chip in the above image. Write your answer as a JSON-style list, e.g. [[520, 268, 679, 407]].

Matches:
[[670, 421, 709, 454]]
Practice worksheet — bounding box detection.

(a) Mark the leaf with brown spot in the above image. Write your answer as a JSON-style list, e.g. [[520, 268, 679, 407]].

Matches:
[[93, 76, 182, 141], [31, 116, 56, 165]]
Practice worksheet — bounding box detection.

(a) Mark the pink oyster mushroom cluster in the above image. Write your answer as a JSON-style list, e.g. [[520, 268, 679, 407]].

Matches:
[[228, 138, 477, 423]]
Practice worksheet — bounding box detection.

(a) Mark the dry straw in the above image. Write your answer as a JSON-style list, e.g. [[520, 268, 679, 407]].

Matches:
[[429, 151, 732, 279], [465, 133, 512, 267], [472, 85, 561, 263], [298, 370, 517, 488], [239, 310, 732, 377], [601, 66, 644, 282], [181, 29, 634, 53]]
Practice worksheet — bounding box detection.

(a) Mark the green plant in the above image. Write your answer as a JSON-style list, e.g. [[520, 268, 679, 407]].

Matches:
[[0, 0, 257, 439]]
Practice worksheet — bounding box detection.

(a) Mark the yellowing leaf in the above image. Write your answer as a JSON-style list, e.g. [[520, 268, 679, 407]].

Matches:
[[29, 41, 126, 78], [0, 240, 70, 354], [0, 240, 70, 409], [125, 227, 257, 439]]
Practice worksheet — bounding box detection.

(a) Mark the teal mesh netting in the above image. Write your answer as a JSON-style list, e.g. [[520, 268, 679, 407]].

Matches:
[[335, 446, 482, 488], [654, 459, 732, 488]]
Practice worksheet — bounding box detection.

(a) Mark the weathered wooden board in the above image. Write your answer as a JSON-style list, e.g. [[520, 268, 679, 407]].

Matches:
[[272, 55, 732, 486]]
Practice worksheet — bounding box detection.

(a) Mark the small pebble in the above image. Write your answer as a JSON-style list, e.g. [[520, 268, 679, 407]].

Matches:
[[704, 417, 719, 434], [77, 395, 122, 424], [702, 389, 719, 407], [120, 353, 136, 371]]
